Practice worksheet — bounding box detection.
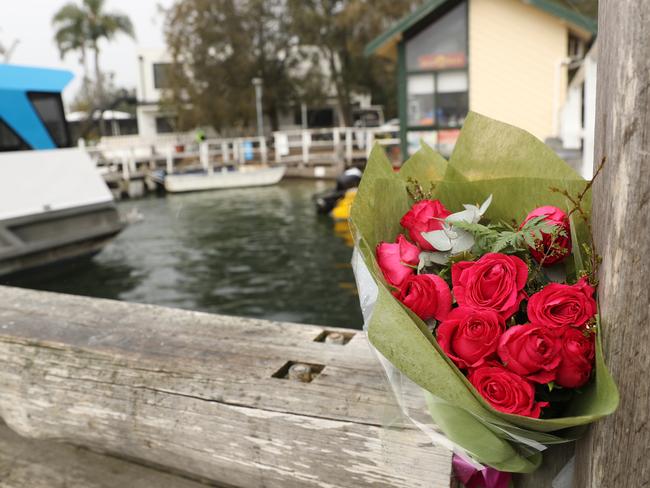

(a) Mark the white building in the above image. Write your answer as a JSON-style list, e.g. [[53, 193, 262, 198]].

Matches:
[[131, 46, 382, 141], [135, 48, 176, 139]]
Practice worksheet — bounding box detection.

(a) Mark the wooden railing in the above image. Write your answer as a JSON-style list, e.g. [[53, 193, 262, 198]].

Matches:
[[86, 126, 401, 185], [0, 286, 452, 487], [272, 126, 400, 169]]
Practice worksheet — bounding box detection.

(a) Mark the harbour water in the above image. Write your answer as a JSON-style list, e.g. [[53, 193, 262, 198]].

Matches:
[[2, 180, 364, 329]]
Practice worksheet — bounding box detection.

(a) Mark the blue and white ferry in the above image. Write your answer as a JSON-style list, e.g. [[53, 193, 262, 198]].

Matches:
[[0, 64, 124, 276]]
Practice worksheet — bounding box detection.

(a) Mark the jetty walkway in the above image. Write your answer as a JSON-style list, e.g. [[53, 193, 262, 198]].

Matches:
[[0, 286, 451, 487], [87, 126, 401, 199]]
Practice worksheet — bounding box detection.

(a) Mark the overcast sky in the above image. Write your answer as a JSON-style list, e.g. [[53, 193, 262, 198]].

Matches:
[[1, 0, 175, 103]]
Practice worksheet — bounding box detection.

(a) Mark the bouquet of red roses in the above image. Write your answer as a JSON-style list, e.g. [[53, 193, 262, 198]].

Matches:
[[351, 113, 618, 475]]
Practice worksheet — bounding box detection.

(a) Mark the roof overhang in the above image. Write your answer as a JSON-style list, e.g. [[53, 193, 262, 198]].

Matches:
[[364, 0, 447, 60], [0, 64, 73, 93], [365, 0, 597, 59]]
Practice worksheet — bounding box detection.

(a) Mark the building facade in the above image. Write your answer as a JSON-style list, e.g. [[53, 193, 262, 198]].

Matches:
[[366, 0, 596, 156], [135, 48, 176, 140], [131, 46, 383, 142]]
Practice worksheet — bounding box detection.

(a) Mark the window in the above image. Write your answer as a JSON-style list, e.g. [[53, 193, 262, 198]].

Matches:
[[568, 34, 585, 59], [0, 118, 30, 152], [406, 71, 468, 129], [153, 63, 172, 89], [155, 116, 176, 134], [28, 92, 70, 148], [406, 2, 467, 71], [403, 1, 468, 154], [435, 70, 468, 128], [404, 1, 468, 133], [307, 108, 334, 128], [568, 34, 585, 82], [407, 74, 435, 126], [293, 107, 335, 128]]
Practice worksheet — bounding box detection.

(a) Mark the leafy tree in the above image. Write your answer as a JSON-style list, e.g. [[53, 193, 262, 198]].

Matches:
[[164, 0, 302, 133], [286, 0, 421, 125], [52, 0, 135, 104], [164, 0, 419, 132], [53, 4, 91, 96]]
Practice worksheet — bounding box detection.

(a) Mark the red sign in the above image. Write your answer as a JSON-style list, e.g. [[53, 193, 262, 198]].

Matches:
[[417, 52, 467, 70], [438, 129, 461, 145]]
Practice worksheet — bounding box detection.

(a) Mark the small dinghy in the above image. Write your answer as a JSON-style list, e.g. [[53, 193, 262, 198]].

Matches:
[[163, 165, 286, 193]]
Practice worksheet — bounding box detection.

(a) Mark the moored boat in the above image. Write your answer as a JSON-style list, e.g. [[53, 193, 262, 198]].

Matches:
[[163, 165, 286, 193], [313, 167, 362, 215]]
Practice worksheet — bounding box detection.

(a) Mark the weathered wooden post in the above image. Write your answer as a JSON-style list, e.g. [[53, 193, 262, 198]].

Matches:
[[573, 1, 650, 486]]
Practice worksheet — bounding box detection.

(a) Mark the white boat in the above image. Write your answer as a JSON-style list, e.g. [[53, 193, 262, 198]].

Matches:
[[0, 148, 124, 276], [164, 165, 286, 193]]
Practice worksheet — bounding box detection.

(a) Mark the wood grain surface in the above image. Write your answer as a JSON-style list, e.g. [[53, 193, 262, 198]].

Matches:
[[0, 286, 452, 487]]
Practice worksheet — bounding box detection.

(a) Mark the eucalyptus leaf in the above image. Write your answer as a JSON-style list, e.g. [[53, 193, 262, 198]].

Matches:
[[419, 250, 450, 269], [422, 230, 453, 251]]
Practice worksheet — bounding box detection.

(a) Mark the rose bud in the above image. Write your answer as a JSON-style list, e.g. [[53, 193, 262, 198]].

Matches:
[[555, 328, 595, 388], [400, 199, 451, 251], [527, 277, 597, 330], [451, 253, 528, 319], [468, 364, 548, 418], [396, 273, 452, 322], [497, 324, 562, 384], [437, 307, 506, 369], [521, 206, 571, 266], [376, 235, 420, 287]]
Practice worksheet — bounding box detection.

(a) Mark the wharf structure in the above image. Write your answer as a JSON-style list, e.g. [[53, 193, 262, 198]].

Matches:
[[88, 125, 400, 199], [0, 286, 452, 487]]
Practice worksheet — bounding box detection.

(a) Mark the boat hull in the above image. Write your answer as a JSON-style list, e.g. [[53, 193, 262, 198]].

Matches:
[[0, 148, 125, 277], [0, 202, 124, 277], [164, 166, 286, 193]]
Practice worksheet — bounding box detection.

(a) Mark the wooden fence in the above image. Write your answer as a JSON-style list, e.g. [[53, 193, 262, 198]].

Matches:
[[87, 126, 401, 192]]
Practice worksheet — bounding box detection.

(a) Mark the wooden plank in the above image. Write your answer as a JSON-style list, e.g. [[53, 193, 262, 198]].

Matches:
[[0, 422, 209, 488], [573, 1, 650, 487], [0, 286, 452, 488], [0, 286, 435, 423]]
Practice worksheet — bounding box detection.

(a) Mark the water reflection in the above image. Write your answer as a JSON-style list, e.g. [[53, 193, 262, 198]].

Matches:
[[4, 180, 363, 329], [2, 256, 141, 301], [333, 220, 354, 247]]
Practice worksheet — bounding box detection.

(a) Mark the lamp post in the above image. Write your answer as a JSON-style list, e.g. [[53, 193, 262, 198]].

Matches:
[[252, 77, 264, 137]]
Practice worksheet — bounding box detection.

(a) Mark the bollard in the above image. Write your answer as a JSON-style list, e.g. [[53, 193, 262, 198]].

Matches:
[[325, 332, 345, 345], [288, 363, 312, 382]]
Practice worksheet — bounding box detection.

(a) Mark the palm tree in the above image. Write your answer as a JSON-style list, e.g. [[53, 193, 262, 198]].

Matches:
[[52, 0, 135, 103], [53, 4, 91, 93]]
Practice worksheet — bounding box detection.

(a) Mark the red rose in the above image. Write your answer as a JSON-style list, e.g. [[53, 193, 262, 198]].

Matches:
[[451, 253, 528, 319], [521, 206, 571, 266], [376, 235, 420, 287], [437, 307, 505, 369], [527, 277, 597, 330], [400, 199, 452, 251], [468, 364, 548, 418], [555, 328, 595, 388], [397, 273, 452, 322], [497, 324, 561, 384]]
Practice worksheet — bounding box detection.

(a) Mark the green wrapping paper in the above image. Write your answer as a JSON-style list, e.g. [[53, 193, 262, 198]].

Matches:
[[350, 112, 619, 473]]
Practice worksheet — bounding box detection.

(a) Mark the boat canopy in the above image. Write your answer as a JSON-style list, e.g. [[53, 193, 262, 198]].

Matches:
[[0, 64, 73, 151]]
